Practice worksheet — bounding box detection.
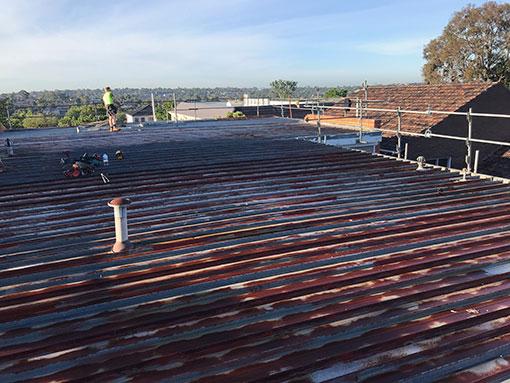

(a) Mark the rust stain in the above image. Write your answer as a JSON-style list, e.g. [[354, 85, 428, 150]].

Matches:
[[2, 120, 510, 382]]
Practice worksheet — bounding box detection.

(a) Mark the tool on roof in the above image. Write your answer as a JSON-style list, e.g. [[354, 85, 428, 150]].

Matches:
[[60, 150, 71, 164], [63, 152, 102, 178], [115, 150, 124, 160], [100, 173, 110, 184]]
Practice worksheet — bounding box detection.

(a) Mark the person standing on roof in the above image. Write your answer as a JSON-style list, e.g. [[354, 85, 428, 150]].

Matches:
[[103, 86, 121, 132]]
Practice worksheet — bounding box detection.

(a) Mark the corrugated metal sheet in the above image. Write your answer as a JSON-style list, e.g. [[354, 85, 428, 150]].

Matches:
[[2, 120, 510, 382]]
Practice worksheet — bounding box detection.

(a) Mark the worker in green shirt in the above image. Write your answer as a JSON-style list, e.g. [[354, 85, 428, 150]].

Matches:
[[103, 86, 121, 132]]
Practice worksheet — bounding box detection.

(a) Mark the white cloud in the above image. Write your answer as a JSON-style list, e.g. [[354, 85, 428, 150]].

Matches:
[[0, 22, 284, 90], [357, 38, 427, 56], [0, 0, 431, 91]]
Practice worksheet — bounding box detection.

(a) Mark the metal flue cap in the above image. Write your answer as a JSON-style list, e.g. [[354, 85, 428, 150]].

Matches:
[[108, 198, 132, 207]]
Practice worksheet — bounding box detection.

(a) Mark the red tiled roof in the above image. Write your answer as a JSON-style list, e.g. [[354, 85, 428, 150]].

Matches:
[[326, 82, 498, 136]]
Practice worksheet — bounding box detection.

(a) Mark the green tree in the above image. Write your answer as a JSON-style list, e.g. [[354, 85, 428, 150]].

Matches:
[[0, 98, 9, 128], [22, 112, 59, 129], [37, 90, 69, 108], [324, 88, 348, 98], [16, 90, 30, 103], [0, 100, 25, 129], [225, 111, 246, 118], [422, 2, 510, 85], [9, 109, 25, 130], [155, 101, 174, 120], [75, 91, 89, 106], [270, 80, 298, 99], [58, 104, 106, 126], [117, 111, 126, 124]]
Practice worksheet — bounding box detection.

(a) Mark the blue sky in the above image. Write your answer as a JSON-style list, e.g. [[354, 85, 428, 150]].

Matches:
[[0, 0, 495, 92]]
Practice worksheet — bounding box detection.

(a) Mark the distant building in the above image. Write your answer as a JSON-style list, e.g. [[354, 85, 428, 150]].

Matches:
[[227, 94, 271, 107], [229, 94, 328, 119], [42, 106, 69, 117], [125, 105, 155, 123], [170, 102, 234, 120]]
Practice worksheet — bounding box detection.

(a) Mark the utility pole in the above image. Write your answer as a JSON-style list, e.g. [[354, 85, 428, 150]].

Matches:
[[317, 100, 321, 143], [6, 106, 12, 129], [173, 93, 178, 125], [151, 93, 157, 122]]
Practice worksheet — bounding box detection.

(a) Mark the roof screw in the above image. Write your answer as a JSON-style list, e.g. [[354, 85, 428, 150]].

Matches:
[[416, 156, 426, 171], [108, 198, 133, 253]]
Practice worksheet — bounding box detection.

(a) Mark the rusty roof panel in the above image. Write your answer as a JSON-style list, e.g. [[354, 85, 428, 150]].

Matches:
[[2, 120, 510, 382]]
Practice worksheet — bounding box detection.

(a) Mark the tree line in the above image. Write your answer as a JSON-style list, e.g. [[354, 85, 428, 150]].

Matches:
[[0, 86, 354, 129]]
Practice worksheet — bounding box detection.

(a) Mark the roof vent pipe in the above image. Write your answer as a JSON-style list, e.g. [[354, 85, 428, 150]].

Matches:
[[108, 198, 133, 253], [5, 139, 13, 156], [416, 156, 426, 171]]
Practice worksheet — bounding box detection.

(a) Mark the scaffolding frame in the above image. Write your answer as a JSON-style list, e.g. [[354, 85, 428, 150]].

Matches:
[[166, 94, 510, 175], [273, 94, 510, 174]]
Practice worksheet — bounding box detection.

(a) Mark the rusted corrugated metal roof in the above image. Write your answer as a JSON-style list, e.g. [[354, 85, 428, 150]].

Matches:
[[2, 119, 510, 382]]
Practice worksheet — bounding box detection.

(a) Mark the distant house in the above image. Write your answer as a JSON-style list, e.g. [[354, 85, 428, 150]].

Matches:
[[227, 94, 321, 119], [125, 105, 154, 123], [226, 94, 271, 107], [170, 102, 234, 121], [313, 82, 510, 176], [42, 106, 69, 117]]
